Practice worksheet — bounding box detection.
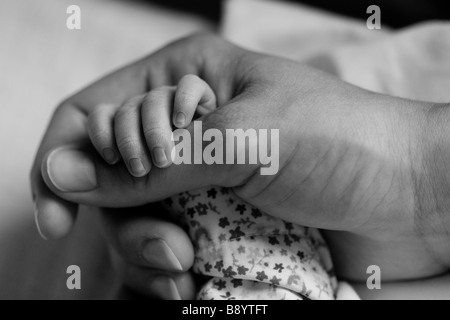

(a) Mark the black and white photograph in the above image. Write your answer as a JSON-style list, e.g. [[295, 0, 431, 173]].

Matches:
[[1, 0, 450, 303]]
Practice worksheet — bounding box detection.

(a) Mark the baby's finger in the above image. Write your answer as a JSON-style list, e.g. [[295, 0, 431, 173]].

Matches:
[[87, 103, 120, 165], [141, 87, 176, 168], [115, 95, 152, 177], [173, 74, 217, 128], [124, 266, 196, 300]]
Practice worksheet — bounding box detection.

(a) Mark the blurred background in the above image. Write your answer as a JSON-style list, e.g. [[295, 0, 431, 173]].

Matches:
[[0, 0, 447, 299]]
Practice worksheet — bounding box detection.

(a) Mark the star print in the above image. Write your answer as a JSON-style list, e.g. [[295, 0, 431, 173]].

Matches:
[[204, 262, 212, 273], [219, 217, 230, 228], [231, 279, 243, 288], [270, 276, 281, 286], [290, 255, 297, 263], [297, 251, 305, 260], [220, 188, 230, 195], [236, 204, 247, 215], [284, 222, 293, 232], [237, 246, 246, 254], [273, 228, 280, 235], [291, 234, 301, 242], [214, 260, 224, 272], [268, 236, 279, 245], [218, 234, 227, 242], [222, 266, 237, 278], [214, 279, 226, 290], [284, 235, 293, 247], [237, 265, 249, 275], [229, 226, 245, 240], [256, 271, 268, 282], [195, 203, 208, 216], [274, 263, 284, 273], [251, 208, 262, 218], [207, 188, 217, 199], [280, 249, 288, 256]]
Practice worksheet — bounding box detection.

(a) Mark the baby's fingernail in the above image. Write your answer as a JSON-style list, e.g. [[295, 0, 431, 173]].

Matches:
[[150, 276, 181, 300], [175, 112, 186, 127], [143, 239, 183, 272], [129, 158, 146, 177], [102, 148, 118, 164], [34, 202, 48, 240], [46, 149, 98, 192], [153, 148, 169, 167]]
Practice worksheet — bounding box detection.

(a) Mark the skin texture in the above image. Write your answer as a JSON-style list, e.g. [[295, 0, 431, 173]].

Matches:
[[31, 34, 450, 299]]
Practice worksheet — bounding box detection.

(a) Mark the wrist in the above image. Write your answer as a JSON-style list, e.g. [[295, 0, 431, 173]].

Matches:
[[414, 103, 450, 260], [324, 96, 450, 283]]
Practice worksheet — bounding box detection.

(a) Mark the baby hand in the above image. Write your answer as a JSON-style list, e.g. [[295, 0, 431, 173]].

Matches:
[[87, 75, 217, 177]]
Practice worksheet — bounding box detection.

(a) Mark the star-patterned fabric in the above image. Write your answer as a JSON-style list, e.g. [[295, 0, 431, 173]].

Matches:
[[163, 187, 338, 300]]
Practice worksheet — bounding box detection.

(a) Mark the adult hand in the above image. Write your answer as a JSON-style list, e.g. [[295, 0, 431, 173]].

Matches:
[[32, 34, 450, 297], [96, 205, 196, 300]]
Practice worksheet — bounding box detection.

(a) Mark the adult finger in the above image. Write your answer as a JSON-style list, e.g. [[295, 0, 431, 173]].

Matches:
[[99, 206, 194, 272], [40, 104, 260, 208], [124, 265, 196, 300], [31, 34, 240, 239]]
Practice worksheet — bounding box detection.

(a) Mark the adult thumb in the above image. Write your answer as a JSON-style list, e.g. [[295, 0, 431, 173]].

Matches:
[[41, 109, 259, 207]]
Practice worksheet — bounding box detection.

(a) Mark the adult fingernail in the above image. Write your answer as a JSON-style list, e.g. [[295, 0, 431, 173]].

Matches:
[[46, 148, 97, 192], [103, 148, 118, 164], [143, 239, 183, 272], [153, 147, 169, 167], [34, 202, 48, 240], [150, 276, 181, 300], [175, 112, 186, 127], [129, 158, 146, 177]]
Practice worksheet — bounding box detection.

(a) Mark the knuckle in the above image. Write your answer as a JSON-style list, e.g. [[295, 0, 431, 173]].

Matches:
[[176, 91, 195, 107], [144, 89, 168, 106], [143, 126, 163, 136], [116, 135, 141, 152], [120, 96, 142, 112], [54, 100, 76, 117], [89, 128, 110, 144], [115, 106, 132, 120], [143, 127, 168, 145]]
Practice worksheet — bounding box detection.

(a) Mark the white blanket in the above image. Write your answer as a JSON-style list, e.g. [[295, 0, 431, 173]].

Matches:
[[222, 0, 450, 102]]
